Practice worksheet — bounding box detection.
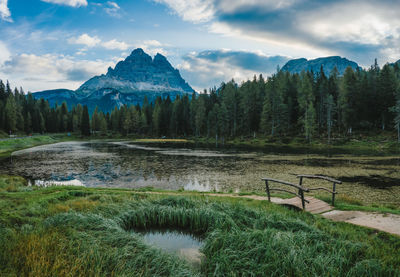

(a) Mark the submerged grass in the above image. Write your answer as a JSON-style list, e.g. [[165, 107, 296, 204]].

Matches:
[[0, 177, 399, 276]]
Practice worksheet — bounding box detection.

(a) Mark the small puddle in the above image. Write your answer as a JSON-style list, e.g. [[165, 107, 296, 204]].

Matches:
[[136, 229, 204, 267]]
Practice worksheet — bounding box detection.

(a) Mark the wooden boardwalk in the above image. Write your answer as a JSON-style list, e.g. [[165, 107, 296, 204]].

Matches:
[[207, 193, 334, 214], [271, 196, 333, 214]]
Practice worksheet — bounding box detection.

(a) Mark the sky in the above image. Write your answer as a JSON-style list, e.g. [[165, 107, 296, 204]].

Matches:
[[0, 0, 399, 92]]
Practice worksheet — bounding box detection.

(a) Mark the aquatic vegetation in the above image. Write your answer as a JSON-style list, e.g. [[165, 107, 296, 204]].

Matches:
[[2, 141, 399, 207]]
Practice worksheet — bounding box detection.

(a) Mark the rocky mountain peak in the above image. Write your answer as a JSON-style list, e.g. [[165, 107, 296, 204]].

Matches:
[[281, 56, 359, 75], [76, 48, 194, 96]]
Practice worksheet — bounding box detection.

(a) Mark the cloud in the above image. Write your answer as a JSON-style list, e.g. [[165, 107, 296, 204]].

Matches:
[[135, 40, 168, 56], [91, 1, 122, 17], [104, 1, 120, 17], [0, 53, 114, 91], [179, 49, 289, 90], [41, 0, 88, 7], [153, 0, 214, 23], [102, 39, 129, 50], [68, 34, 129, 50], [0, 41, 11, 65], [68, 34, 101, 47], [154, 0, 400, 65], [0, 0, 12, 22]]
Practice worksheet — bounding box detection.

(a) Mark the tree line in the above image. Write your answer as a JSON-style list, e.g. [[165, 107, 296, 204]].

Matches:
[[1, 60, 400, 142]]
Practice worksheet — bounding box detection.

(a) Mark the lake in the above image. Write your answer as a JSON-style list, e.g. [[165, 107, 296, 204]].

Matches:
[[0, 141, 399, 207]]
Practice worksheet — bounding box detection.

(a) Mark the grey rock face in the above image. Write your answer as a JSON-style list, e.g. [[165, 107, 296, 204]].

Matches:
[[281, 56, 360, 75], [77, 48, 193, 96], [34, 49, 195, 112]]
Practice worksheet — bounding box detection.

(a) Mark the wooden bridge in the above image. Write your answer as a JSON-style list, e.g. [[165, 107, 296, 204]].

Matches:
[[262, 175, 342, 214]]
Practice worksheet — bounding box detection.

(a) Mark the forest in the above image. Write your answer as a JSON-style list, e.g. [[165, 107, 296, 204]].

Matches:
[[1, 61, 400, 142]]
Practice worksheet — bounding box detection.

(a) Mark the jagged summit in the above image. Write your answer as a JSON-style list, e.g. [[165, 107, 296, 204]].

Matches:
[[77, 48, 194, 95], [281, 56, 360, 75], [34, 48, 195, 113]]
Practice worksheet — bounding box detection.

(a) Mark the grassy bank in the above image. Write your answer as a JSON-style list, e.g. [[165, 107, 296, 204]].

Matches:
[[1, 176, 399, 276], [0, 134, 83, 158]]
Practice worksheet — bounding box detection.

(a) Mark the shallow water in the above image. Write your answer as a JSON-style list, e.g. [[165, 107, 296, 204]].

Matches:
[[0, 140, 399, 207], [137, 229, 203, 265]]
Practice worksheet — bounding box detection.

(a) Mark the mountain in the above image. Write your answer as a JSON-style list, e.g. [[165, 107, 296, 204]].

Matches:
[[33, 48, 195, 113], [281, 56, 360, 75]]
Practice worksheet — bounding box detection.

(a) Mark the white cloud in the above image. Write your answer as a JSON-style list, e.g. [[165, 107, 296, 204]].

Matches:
[[153, 0, 300, 24], [0, 0, 12, 22], [68, 34, 130, 50], [102, 39, 129, 50], [0, 41, 11, 65], [142, 40, 163, 47], [0, 53, 114, 91], [135, 40, 168, 56], [68, 34, 101, 47], [299, 2, 400, 46], [153, 0, 214, 23], [179, 54, 250, 91], [41, 0, 88, 7], [154, 0, 400, 64], [104, 1, 120, 17], [179, 50, 286, 91]]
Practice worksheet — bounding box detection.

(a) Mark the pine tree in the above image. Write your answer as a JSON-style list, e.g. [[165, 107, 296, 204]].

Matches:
[[80, 106, 91, 136], [390, 99, 400, 142], [298, 72, 316, 142], [218, 102, 229, 144], [378, 64, 397, 130], [325, 94, 335, 143], [339, 67, 357, 134], [195, 95, 207, 137], [4, 94, 17, 134]]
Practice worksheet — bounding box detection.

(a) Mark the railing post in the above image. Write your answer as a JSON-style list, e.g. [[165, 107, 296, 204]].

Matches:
[[298, 176, 305, 210], [300, 190, 305, 210], [332, 182, 336, 206], [265, 180, 271, 202]]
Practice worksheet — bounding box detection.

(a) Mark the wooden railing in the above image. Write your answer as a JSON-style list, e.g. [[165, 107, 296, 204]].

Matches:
[[262, 175, 341, 210], [296, 175, 341, 206], [262, 178, 310, 209]]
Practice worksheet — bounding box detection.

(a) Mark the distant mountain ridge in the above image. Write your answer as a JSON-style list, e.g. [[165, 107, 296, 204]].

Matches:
[[34, 48, 195, 113], [281, 56, 360, 75]]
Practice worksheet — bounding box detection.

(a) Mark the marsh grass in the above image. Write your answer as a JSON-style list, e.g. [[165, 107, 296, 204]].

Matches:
[[1, 180, 400, 276]]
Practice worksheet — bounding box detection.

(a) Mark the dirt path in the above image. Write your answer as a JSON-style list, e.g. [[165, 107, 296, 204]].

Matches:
[[321, 210, 400, 236], [139, 191, 400, 236]]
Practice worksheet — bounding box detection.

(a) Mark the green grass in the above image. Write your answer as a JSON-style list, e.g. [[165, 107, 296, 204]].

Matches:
[[0, 135, 81, 158], [0, 176, 399, 276]]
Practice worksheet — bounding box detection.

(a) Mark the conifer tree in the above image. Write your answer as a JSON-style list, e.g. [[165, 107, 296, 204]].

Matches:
[[81, 105, 91, 136], [4, 94, 17, 134]]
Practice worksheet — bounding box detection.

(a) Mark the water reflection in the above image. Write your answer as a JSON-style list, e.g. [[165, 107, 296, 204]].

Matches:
[[137, 229, 204, 267], [1, 141, 228, 191], [28, 179, 84, 187], [1, 141, 399, 206]]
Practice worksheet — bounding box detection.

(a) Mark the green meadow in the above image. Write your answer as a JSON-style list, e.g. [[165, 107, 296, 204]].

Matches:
[[0, 176, 399, 276]]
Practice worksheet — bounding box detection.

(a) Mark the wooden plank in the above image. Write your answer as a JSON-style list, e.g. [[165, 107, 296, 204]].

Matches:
[[278, 196, 333, 214]]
